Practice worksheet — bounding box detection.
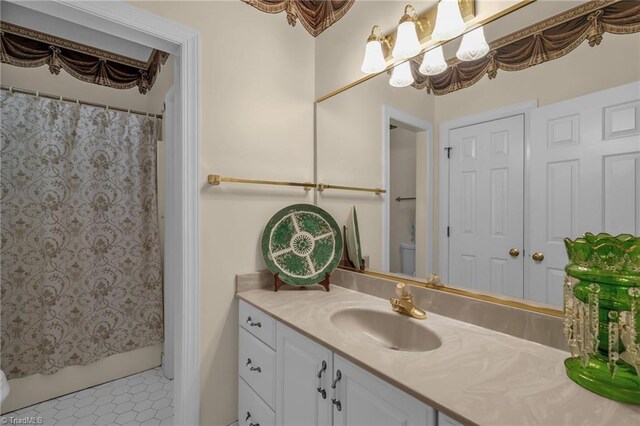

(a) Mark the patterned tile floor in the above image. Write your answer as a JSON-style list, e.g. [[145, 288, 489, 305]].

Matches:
[[1, 367, 173, 425]]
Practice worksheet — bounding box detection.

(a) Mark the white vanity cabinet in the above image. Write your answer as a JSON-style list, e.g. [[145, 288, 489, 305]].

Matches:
[[239, 300, 439, 426]]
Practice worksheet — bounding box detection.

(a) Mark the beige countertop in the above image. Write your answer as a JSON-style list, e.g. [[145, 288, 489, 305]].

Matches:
[[237, 285, 640, 426]]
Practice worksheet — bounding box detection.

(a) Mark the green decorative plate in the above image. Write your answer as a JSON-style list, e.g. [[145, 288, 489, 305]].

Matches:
[[262, 204, 343, 286], [346, 206, 363, 269]]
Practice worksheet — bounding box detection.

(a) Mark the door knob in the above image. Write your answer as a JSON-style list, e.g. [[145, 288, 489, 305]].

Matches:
[[532, 252, 544, 262], [509, 248, 520, 257]]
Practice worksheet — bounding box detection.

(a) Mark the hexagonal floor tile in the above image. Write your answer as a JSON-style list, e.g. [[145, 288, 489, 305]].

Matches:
[[1, 368, 172, 426]]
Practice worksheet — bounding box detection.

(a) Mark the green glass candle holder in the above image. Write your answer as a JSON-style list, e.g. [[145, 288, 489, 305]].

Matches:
[[563, 233, 640, 404]]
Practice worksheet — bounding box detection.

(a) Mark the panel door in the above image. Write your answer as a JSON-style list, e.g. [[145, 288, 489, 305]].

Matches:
[[529, 82, 640, 305], [332, 355, 435, 426], [276, 323, 333, 426], [448, 115, 525, 298]]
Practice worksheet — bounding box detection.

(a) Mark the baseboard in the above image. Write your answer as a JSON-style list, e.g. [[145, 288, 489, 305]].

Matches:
[[2, 343, 162, 413]]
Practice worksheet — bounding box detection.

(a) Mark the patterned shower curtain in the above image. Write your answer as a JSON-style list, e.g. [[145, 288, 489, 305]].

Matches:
[[0, 92, 163, 379]]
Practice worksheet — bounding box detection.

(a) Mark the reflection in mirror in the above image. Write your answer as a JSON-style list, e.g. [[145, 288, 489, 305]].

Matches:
[[316, 1, 640, 309]]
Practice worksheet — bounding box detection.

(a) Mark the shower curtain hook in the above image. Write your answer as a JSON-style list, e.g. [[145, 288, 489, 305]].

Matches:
[[9, 86, 13, 93], [35, 91, 40, 98]]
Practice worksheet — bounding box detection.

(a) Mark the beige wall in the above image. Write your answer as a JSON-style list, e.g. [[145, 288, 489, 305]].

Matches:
[[0, 54, 173, 414], [126, 2, 316, 425], [389, 127, 417, 274]]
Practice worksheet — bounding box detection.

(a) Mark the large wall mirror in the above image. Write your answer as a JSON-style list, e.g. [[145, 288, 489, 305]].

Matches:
[[315, 0, 640, 312]]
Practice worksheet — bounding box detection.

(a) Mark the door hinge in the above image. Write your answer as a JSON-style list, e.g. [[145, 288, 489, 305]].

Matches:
[[445, 147, 452, 159], [447, 226, 450, 237]]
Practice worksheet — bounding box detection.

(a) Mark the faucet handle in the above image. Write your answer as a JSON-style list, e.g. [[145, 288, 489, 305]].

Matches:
[[395, 282, 411, 298]]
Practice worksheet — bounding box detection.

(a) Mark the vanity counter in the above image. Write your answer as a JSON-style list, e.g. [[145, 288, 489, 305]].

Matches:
[[237, 285, 640, 425]]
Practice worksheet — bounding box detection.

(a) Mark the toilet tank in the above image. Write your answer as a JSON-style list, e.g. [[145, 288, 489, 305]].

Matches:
[[400, 242, 416, 277]]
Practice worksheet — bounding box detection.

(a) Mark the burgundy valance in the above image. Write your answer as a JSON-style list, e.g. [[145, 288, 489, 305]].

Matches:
[[0, 22, 168, 94], [409, 0, 640, 96]]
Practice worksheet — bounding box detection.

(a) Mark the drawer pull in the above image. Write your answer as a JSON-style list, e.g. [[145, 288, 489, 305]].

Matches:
[[331, 369, 342, 411], [245, 411, 260, 426], [246, 316, 262, 327], [246, 358, 262, 373], [331, 398, 342, 412], [316, 360, 327, 399], [331, 369, 341, 389]]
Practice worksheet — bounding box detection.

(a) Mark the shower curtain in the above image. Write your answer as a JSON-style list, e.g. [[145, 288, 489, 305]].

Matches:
[[0, 92, 163, 379]]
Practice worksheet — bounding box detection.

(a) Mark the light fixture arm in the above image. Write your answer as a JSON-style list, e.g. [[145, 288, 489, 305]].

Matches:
[[401, 5, 424, 32], [368, 25, 392, 49]]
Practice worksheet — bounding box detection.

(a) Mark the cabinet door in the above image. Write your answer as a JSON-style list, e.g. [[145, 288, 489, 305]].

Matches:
[[332, 355, 435, 426], [276, 323, 333, 426]]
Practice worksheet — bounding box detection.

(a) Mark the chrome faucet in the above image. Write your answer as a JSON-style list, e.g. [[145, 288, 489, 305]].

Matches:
[[390, 283, 426, 320]]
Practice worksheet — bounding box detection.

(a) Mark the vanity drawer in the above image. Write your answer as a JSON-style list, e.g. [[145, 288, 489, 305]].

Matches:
[[240, 300, 276, 349], [239, 377, 275, 426], [239, 327, 276, 409]]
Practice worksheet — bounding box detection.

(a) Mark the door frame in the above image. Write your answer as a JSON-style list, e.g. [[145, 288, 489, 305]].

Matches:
[[382, 106, 433, 274], [438, 100, 537, 287], [9, 1, 201, 424]]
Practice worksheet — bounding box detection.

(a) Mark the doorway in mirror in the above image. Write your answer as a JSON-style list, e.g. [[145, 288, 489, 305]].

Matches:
[[382, 107, 432, 278]]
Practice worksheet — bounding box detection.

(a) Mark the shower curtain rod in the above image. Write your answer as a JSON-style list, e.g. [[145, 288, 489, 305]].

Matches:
[[0, 85, 163, 119]]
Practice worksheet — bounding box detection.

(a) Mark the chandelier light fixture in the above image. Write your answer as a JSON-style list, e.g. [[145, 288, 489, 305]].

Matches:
[[392, 5, 423, 60], [456, 26, 490, 61], [432, 0, 466, 41], [389, 60, 414, 88], [359, 1, 482, 87], [360, 25, 390, 74], [419, 46, 448, 76]]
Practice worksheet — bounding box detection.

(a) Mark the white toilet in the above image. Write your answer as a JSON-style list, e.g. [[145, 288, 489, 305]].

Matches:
[[0, 370, 9, 405], [400, 242, 416, 276]]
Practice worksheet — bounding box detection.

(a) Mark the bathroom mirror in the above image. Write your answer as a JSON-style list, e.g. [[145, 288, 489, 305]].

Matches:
[[315, 0, 640, 310]]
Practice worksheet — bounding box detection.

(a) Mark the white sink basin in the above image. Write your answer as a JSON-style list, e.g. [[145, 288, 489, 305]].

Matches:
[[330, 308, 442, 352]]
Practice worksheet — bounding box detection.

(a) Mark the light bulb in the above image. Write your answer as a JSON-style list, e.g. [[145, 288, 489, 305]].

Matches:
[[361, 40, 387, 74], [456, 26, 490, 61], [392, 13, 421, 59], [389, 61, 414, 88], [432, 0, 465, 41], [419, 46, 448, 76]]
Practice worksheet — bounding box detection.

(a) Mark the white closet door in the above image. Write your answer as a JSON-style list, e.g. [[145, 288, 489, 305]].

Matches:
[[529, 82, 640, 306], [448, 115, 525, 298]]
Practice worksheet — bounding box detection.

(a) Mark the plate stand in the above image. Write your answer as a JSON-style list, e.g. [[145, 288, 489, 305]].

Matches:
[[274, 273, 331, 292], [343, 226, 365, 271]]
